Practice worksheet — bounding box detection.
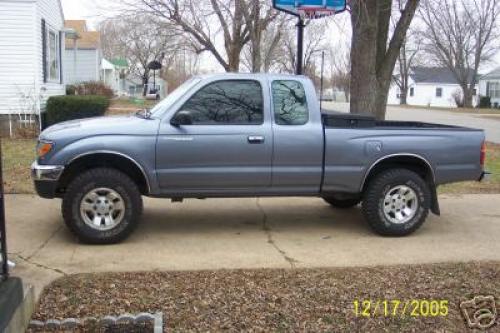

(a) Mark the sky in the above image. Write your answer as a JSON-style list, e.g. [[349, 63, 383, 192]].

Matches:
[[60, 0, 498, 73]]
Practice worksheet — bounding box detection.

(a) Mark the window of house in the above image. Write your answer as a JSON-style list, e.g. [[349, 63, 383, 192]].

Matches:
[[45, 26, 61, 82], [488, 82, 500, 99], [436, 87, 443, 98], [272, 80, 309, 125], [179, 80, 263, 125], [410, 87, 414, 97]]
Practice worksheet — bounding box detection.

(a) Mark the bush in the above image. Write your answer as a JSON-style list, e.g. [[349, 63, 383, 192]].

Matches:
[[75, 81, 114, 98], [479, 96, 491, 109], [45, 95, 110, 127], [66, 84, 77, 95]]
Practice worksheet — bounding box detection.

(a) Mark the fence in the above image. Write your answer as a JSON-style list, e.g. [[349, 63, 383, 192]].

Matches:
[[0, 138, 9, 281]]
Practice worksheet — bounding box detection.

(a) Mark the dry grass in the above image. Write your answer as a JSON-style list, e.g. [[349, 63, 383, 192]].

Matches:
[[1, 138, 36, 194], [33, 262, 500, 332], [107, 98, 159, 116]]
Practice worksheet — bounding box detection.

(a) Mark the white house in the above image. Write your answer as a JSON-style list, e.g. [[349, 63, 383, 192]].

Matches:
[[102, 58, 129, 95], [388, 67, 478, 108], [0, 0, 66, 120], [64, 20, 102, 84], [479, 67, 500, 107]]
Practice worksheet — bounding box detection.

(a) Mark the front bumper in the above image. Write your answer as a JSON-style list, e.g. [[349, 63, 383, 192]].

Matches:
[[31, 162, 64, 198]]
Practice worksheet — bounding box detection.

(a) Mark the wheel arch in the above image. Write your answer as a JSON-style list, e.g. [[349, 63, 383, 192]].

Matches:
[[57, 151, 150, 196], [361, 154, 440, 215]]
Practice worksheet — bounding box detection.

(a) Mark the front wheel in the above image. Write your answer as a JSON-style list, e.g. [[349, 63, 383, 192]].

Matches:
[[362, 168, 430, 236], [62, 168, 143, 244]]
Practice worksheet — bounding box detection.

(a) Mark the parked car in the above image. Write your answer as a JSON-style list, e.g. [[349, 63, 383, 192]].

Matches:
[[32, 74, 488, 244]]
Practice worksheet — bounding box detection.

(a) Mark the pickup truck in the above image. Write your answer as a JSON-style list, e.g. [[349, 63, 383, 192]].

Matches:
[[31, 74, 488, 244]]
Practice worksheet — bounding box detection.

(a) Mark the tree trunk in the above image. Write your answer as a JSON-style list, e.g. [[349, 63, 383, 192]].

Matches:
[[349, 0, 420, 119], [400, 91, 407, 105], [462, 86, 473, 108], [349, 0, 379, 115]]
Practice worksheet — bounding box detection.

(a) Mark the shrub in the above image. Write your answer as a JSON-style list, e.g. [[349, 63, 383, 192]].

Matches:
[[479, 96, 491, 109], [66, 84, 77, 95], [45, 95, 110, 127], [75, 81, 114, 98]]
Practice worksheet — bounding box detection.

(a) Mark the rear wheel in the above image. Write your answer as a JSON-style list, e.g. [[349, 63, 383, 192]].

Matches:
[[322, 196, 361, 209], [62, 168, 143, 244], [362, 168, 430, 236]]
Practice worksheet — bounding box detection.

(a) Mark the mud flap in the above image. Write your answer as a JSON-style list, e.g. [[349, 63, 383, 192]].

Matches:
[[430, 184, 440, 216]]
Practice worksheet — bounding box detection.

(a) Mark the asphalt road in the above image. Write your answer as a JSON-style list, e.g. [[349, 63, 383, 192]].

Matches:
[[322, 102, 500, 144], [7, 194, 500, 298]]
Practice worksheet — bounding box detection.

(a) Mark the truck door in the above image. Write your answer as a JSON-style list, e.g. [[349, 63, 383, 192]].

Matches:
[[270, 79, 324, 193], [156, 79, 273, 195]]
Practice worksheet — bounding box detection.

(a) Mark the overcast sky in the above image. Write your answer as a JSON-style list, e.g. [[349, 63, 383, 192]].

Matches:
[[61, 0, 498, 73]]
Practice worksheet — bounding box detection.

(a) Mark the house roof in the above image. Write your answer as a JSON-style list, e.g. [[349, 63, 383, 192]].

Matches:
[[65, 20, 100, 50], [481, 67, 500, 80], [410, 67, 475, 85], [110, 58, 129, 68]]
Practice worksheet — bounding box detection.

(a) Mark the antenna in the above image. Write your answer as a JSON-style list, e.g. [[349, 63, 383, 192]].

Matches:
[[320, 51, 325, 110]]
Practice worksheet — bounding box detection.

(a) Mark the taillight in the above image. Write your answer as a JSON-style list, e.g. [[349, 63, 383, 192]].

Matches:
[[480, 141, 486, 168]]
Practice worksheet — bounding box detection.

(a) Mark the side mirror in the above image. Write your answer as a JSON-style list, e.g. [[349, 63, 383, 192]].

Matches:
[[171, 110, 193, 126]]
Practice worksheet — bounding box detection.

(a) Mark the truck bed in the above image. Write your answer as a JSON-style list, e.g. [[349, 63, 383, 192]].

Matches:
[[321, 111, 478, 130]]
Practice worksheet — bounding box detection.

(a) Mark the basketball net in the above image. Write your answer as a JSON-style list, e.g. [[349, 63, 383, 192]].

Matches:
[[298, 8, 336, 20]]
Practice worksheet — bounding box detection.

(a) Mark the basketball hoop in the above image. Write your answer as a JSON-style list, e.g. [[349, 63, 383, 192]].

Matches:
[[298, 8, 336, 20]]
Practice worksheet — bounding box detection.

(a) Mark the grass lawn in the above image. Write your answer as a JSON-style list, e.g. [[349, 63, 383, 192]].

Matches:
[[1, 139, 499, 195], [394, 104, 500, 115], [33, 262, 500, 331], [107, 97, 159, 116], [1, 138, 36, 194]]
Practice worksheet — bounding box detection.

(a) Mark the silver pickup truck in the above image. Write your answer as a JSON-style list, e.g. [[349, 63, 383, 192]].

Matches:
[[32, 74, 488, 244]]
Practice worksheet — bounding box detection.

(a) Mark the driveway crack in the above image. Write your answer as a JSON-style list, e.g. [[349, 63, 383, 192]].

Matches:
[[256, 198, 299, 269], [26, 226, 62, 260], [14, 254, 66, 276]]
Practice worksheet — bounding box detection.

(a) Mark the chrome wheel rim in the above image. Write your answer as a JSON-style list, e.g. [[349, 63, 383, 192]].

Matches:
[[80, 188, 125, 231], [383, 185, 418, 224]]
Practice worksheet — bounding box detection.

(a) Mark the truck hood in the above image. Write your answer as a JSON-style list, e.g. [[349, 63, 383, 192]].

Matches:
[[40, 115, 159, 142]]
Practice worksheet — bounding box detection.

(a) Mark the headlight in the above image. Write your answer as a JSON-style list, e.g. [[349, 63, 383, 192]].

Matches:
[[36, 140, 54, 158]]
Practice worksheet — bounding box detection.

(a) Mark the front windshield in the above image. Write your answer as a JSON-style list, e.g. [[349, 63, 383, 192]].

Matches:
[[149, 77, 202, 117]]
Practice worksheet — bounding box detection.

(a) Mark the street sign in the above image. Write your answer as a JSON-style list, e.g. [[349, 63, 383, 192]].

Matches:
[[273, 0, 347, 18]]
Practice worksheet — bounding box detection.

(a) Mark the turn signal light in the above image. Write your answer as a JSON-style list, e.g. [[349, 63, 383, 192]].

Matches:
[[37, 141, 54, 158]]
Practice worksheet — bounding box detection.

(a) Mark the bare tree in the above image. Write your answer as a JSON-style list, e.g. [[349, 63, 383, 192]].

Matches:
[[392, 27, 422, 105], [330, 43, 351, 102], [131, 0, 279, 72], [100, 15, 182, 95], [350, 0, 420, 119], [419, 0, 500, 107]]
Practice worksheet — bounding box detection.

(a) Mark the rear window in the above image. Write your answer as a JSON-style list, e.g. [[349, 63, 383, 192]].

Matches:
[[272, 80, 309, 125]]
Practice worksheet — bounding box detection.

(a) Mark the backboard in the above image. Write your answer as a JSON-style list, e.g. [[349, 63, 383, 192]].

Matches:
[[273, 0, 347, 18]]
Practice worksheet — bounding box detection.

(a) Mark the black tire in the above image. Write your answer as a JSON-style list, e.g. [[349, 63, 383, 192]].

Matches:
[[322, 196, 361, 209], [62, 168, 143, 244], [362, 168, 430, 236]]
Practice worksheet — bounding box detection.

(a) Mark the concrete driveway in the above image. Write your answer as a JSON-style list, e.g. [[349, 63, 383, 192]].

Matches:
[[322, 102, 500, 143], [6, 194, 500, 297]]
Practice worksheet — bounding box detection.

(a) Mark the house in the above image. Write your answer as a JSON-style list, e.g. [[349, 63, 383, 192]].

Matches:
[[102, 58, 129, 95], [479, 67, 500, 107], [64, 20, 102, 84], [388, 67, 478, 108], [0, 0, 65, 124]]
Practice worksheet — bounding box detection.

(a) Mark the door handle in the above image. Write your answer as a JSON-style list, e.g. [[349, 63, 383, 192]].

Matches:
[[248, 135, 265, 144]]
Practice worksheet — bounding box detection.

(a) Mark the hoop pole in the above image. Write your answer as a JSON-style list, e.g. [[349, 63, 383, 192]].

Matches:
[[296, 17, 305, 75], [0, 138, 9, 280]]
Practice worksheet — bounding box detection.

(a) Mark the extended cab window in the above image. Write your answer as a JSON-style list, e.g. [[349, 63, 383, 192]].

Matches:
[[272, 80, 308, 125], [180, 80, 263, 125]]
